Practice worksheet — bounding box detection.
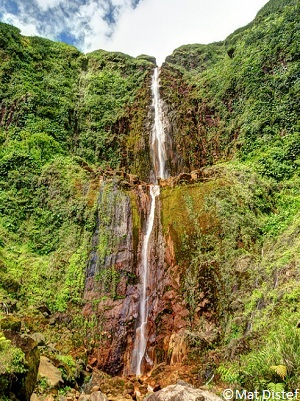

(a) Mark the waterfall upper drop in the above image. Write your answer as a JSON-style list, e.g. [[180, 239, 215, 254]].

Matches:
[[151, 67, 168, 181], [131, 67, 168, 375]]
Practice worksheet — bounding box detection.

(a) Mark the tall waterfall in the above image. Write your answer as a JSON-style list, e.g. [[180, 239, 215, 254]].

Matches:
[[151, 67, 168, 181], [133, 184, 160, 375], [131, 67, 167, 375]]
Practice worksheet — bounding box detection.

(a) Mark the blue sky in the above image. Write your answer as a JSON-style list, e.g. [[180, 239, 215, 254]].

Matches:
[[0, 0, 269, 64]]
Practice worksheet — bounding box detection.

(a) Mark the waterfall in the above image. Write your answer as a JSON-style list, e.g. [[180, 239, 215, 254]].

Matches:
[[151, 67, 168, 181], [131, 67, 167, 375], [134, 184, 160, 375]]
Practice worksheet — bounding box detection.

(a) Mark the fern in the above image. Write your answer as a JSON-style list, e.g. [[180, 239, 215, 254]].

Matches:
[[270, 365, 287, 380], [242, 348, 275, 378], [217, 364, 241, 384]]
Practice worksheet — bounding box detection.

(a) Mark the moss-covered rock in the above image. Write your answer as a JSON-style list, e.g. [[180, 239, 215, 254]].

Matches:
[[0, 316, 21, 332], [0, 331, 40, 400]]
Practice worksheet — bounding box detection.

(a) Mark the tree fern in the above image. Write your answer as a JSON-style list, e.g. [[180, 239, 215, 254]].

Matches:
[[270, 365, 287, 380]]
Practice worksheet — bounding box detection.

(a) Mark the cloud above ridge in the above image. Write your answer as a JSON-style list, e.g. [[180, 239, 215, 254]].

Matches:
[[0, 0, 269, 64]]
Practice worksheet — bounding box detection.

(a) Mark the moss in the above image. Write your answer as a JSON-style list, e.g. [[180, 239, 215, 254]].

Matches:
[[128, 190, 141, 255], [0, 317, 21, 332], [161, 178, 227, 261]]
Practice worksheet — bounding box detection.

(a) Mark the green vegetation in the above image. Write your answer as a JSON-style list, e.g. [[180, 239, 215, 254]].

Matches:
[[0, 22, 153, 316], [76, 50, 154, 173], [0, 24, 153, 395], [56, 354, 77, 383], [1, 0, 300, 394], [160, 0, 300, 390], [218, 324, 300, 389], [0, 331, 27, 390], [0, 155, 96, 313], [161, 0, 300, 174]]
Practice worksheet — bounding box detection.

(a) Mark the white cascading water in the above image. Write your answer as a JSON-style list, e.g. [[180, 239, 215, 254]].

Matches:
[[151, 67, 168, 181], [134, 184, 160, 375], [132, 67, 167, 375]]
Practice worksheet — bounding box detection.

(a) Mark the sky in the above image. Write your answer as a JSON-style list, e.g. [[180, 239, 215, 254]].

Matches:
[[0, 0, 270, 65]]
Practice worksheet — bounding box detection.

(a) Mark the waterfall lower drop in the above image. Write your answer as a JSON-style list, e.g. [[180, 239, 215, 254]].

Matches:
[[131, 67, 167, 375], [134, 184, 160, 375]]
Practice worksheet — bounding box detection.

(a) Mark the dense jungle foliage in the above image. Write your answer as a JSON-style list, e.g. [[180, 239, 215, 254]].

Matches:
[[0, 0, 300, 395], [161, 0, 300, 391], [0, 23, 154, 311]]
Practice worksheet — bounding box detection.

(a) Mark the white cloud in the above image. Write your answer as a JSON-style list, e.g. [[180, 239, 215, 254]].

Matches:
[[111, 0, 132, 7], [1, 0, 270, 64], [2, 12, 39, 36], [90, 0, 270, 64], [35, 0, 62, 11], [75, 1, 113, 48], [76, 0, 133, 52]]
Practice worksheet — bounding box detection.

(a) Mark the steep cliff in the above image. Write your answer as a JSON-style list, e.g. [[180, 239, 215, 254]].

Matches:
[[156, 0, 300, 389], [160, 0, 300, 175], [0, 23, 155, 315]]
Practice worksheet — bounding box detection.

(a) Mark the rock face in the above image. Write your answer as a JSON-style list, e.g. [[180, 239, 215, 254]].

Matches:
[[159, 64, 223, 172], [144, 383, 222, 401], [84, 180, 138, 375], [83, 180, 190, 376], [80, 67, 223, 377]]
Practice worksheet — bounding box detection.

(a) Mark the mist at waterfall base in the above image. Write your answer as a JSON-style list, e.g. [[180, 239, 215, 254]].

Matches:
[[130, 67, 168, 375]]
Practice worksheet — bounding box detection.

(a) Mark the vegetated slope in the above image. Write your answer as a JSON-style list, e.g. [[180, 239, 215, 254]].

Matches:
[[159, 0, 300, 389], [0, 22, 154, 319], [0, 0, 300, 392], [161, 0, 300, 173]]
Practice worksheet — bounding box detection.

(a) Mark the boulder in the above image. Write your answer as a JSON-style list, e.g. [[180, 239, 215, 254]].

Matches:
[[90, 391, 108, 401], [38, 356, 64, 387], [78, 395, 91, 401], [30, 332, 46, 346], [81, 369, 110, 394], [2, 331, 40, 401], [143, 382, 222, 401], [44, 396, 55, 401]]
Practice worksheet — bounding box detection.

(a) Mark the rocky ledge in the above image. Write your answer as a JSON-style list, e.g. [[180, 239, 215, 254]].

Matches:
[[30, 380, 222, 401]]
